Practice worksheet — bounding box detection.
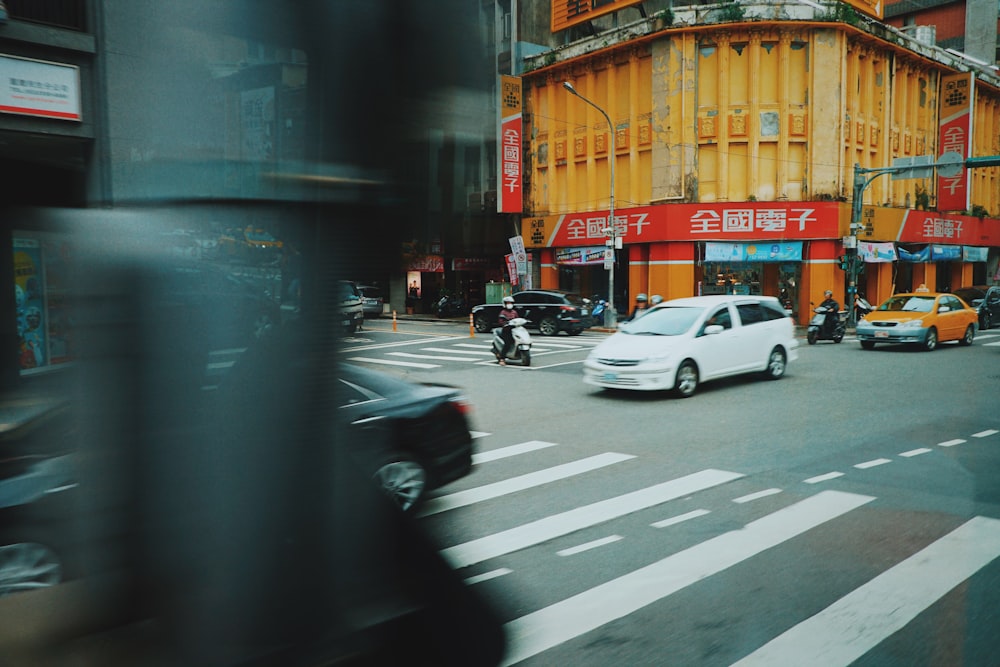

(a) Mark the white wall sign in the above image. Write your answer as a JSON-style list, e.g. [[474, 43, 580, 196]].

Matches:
[[1, 54, 81, 121]]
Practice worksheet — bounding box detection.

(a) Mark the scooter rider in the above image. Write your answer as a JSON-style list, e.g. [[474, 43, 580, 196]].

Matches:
[[820, 289, 839, 336], [497, 295, 519, 366]]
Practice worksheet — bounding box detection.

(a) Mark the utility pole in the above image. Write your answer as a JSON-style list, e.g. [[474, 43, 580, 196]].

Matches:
[[848, 152, 1000, 327]]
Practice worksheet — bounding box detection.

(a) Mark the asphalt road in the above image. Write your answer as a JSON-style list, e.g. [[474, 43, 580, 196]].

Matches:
[[346, 319, 1000, 666]]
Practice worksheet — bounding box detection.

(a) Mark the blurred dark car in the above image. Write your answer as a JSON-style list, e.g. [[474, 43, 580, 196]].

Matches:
[[337, 363, 474, 512], [0, 454, 79, 597], [471, 289, 591, 336], [357, 284, 385, 318], [954, 285, 1000, 330], [337, 280, 365, 333], [152, 261, 281, 350]]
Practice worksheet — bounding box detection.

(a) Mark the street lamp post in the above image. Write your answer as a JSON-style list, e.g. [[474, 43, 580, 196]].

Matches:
[[563, 81, 617, 328]]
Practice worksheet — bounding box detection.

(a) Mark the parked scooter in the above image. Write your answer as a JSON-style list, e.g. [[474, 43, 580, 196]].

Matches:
[[589, 298, 607, 326], [807, 304, 847, 344], [435, 293, 467, 318], [492, 317, 532, 366]]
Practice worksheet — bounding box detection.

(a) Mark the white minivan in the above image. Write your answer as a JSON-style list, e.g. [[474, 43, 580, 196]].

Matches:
[[583, 295, 798, 397]]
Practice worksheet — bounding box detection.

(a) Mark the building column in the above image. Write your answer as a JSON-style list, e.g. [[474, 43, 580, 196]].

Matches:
[[649, 241, 695, 300], [538, 249, 558, 290], [802, 239, 839, 325], [626, 244, 649, 302]]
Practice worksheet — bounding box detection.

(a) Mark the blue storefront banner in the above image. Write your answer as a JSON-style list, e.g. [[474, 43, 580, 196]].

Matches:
[[896, 245, 930, 262], [930, 245, 961, 261], [963, 246, 988, 262], [704, 241, 803, 263]]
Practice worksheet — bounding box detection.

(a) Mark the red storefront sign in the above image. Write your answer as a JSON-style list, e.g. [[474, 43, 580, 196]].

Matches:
[[896, 209, 1000, 245], [523, 202, 841, 248], [499, 76, 522, 213], [937, 73, 974, 212]]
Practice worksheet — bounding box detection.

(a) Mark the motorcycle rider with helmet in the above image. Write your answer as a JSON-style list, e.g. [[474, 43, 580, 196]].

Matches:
[[497, 295, 519, 366], [819, 289, 839, 337], [625, 293, 650, 322]]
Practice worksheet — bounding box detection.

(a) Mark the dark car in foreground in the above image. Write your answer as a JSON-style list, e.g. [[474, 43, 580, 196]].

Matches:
[[954, 285, 1000, 331], [471, 289, 590, 336], [336, 363, 474, 512]]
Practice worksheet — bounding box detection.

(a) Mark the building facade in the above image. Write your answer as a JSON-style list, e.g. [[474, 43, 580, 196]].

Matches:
[[515, 0, 1000, 323]]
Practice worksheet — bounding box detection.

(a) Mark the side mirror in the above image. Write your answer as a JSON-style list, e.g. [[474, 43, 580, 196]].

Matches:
[[703, 324, 725, 335], [938, 306, 951, 313]]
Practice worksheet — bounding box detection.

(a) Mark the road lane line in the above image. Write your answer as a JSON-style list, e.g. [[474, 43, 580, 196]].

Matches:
[[346, 357, 439, 369], [419, 347, 495, 355], [732, 516, 1000, 666], [472, 440, 558, 464], [470, 431, 491, 439], [438, 469, 745, 569], [557, 535, 623, 557], [733, 488, 782, 504], [804, 472, 844, 484], [419, 453, 636, 517], [937, 438, 966, 447], [500, 490, 876, 666], [854, 458, 891, 469], [972, 429, 999, 438], [388, 352, 481, 361], [900, 448, 932, 457], [651, 509, 711, 528], [464, 568, 512, 586]]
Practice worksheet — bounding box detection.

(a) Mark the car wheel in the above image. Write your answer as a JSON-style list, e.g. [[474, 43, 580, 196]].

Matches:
[[762, 347, 786, 380], [807, 330, 818, 345], [0, 542, 63, 597], [474, 314, 491, 333], [521, 349, 531, 367], [539, 316, 559, 336], [922, 327, 937, 351], [959, 324, 975, 346], [673, 360, 698, 398], [372, 457, 427, 513], [860, 340, 876, 350], [982, 312, 992, 330]]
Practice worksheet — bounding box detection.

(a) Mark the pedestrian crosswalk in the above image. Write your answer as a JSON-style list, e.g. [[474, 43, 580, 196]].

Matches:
[[347, 336, 601, 369], [420, 432, 1000, 665]]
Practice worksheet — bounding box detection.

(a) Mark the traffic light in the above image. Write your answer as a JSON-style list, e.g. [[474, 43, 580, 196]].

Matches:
[[838, 255, 849, 271]]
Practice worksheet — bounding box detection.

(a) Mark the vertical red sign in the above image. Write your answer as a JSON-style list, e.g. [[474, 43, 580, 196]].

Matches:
[[937, 72, 974, 212], [499, 76, 522, 213]]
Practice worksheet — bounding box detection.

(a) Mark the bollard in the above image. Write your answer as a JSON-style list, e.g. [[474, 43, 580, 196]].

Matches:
[[392, 310, 397, 332], [469, 312, 475, 337]]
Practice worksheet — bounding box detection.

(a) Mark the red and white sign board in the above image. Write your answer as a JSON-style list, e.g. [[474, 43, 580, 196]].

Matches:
[[499, 76, 522, 213], [937, 72, 974, 212], [0, 54, 81, 121]]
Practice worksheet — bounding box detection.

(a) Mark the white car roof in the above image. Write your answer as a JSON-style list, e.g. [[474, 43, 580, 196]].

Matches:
[[655, 294, 779, 308]]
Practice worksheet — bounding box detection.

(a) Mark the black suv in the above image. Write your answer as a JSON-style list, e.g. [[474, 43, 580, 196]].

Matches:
[[471, 289, 590, 336]]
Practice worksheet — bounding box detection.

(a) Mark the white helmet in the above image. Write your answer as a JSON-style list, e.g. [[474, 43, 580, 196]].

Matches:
[[503, 296, 514, 305], [650, 294, 663, 305]]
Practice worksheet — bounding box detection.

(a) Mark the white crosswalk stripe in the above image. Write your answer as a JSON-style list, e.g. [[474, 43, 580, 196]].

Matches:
[[430, 436, 1000, 665], [733, 516, 1000, 666], [500, 490, 876, 666]]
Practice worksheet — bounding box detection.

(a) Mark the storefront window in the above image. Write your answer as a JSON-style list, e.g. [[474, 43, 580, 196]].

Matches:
[[13, 234, 74, 373]]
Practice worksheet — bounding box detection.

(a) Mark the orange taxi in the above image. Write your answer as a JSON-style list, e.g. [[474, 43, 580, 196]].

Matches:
[[855, 289, 979, 351]]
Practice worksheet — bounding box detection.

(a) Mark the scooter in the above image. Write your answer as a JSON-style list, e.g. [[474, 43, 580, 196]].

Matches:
[[854, 295, 873, 322], [492, 317, 532, 366], [435, 294, 467, 318], [807, 305, 847, 344], [589, 298, 607, 326]]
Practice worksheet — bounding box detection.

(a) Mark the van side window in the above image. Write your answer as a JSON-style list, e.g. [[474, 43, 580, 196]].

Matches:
[[736, 303, 763, 325]]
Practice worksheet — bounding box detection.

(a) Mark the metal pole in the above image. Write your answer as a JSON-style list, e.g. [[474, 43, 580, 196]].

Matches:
[[564, 81, 618, 328]]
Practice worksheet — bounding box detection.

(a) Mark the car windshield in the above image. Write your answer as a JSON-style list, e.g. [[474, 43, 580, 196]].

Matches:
[[878, 295, 935, 313], [623, 306, 703, 335], [337, 282, 360, 300], [563, 293, 586, 307]]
